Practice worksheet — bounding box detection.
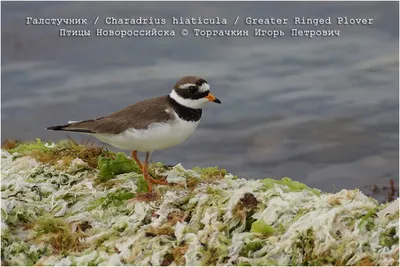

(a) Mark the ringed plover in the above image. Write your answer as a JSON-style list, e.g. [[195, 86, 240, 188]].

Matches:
[[46, 76, 221, 191]]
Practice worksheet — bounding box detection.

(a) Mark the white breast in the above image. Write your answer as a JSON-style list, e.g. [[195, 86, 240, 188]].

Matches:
[[94, 115, 200, 152]]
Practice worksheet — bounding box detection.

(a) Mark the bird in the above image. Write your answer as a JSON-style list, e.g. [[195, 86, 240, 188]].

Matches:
[[46, 76, 221, 192]]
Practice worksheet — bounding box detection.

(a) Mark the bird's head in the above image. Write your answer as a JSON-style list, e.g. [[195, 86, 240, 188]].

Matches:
[[169, 76, 221, 109]]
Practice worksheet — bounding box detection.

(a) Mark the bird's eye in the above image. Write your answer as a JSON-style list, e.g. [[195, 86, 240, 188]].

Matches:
[[188, 86, 198, 93]]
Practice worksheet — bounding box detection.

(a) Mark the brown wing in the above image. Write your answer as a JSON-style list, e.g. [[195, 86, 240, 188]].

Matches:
[[46, 96, 173, 134]]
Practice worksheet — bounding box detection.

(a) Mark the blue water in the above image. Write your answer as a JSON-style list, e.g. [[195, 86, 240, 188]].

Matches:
[[2, 1, 398, 201]]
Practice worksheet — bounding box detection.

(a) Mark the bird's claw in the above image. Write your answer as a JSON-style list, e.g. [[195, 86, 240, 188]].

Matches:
[[145, 174, 168, 185]]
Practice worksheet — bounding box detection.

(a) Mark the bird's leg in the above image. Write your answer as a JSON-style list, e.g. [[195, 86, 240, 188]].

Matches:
[[131, 150, 143, 170], [132, 150, 159, 180], [144, 152, 168, 190], [132, 150, 152, 190], [142, 152, 153, 192]]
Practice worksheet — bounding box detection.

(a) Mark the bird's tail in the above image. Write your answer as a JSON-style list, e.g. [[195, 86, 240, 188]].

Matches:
[[46, 122, 95, 133], [46, 124, 70, 131]]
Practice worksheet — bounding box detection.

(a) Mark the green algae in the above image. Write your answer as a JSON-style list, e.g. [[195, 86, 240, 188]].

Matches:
[[379, 227, 399, 248], [240, 239, 264, 257], [290, 228, 315, 265], [291, 208, 310, 223], [97, 152, 150, 192], [193, 166, 227, 179], [7, 138, 50, 154], [5, 138, 113, 170], [1, 242, 51, 266], [261, 177, 321, 195], [98, 152, 141, 182], [250, 220, 275, 235], [6, 204, 42, 226], [359, 206, 379, 231], [87, 189, 136, 211], [35, 216, 70, 235], [200, 245, 229, 265], [136, 176, 150, 193]]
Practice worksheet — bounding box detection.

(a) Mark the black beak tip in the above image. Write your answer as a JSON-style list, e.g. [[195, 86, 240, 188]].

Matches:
[[214, 98, 222, 104]]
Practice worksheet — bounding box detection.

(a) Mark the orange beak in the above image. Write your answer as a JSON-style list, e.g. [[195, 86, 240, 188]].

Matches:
[[205, 92, 222, 104]]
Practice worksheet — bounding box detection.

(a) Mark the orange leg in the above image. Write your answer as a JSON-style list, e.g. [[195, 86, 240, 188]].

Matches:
[[131, 150, 143, 170], [132, 150, 151, 190], [132, 150, 168, 192], [143, 152, 168, 191], [142, 163, 153, 192], [146, 174, 168, 185]]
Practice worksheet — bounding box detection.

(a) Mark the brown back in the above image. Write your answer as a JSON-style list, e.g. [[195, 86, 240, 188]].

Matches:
[[63, 96, 173, 134]]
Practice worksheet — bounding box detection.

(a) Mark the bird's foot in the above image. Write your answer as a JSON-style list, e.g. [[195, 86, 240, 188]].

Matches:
[[145, 173, 169, 185], [161, 164, 176, 169]]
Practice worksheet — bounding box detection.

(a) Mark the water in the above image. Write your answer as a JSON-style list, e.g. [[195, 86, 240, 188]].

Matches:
[[2, 1, 398, 201]]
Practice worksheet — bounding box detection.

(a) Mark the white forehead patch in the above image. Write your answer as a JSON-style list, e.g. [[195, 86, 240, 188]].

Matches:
[[199, 83, 210, 93], [178, 83, 196, 89], [178, 82, 210, 93]]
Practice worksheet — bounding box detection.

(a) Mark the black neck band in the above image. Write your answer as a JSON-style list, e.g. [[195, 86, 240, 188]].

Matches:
[[168, 95, 202, 122]]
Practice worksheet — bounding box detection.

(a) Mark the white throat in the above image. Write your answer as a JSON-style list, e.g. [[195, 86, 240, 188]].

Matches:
[[169, 90, 208, 109]]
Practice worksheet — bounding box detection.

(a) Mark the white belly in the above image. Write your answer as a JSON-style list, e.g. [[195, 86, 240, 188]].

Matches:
[[94, 118, 200, 152]]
